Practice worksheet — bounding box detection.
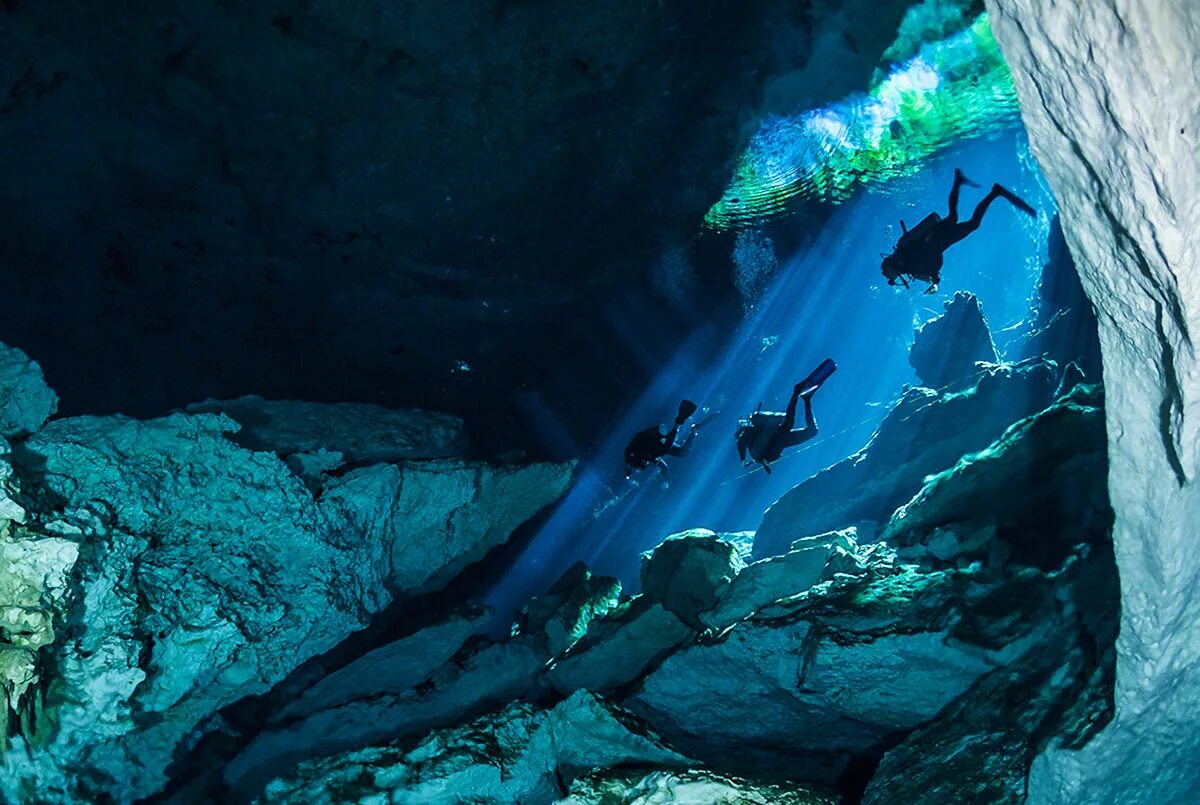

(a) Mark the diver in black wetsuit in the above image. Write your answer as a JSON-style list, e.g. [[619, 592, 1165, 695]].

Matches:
[[735, 359, 836, 474], [882, 169, 1037, 293], [624, 400, 699, 479]]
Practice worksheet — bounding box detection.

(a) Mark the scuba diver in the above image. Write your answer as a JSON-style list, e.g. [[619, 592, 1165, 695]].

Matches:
[[735, 359, 836, 474], [882, 169, 1037, 293], [624, 400, 699, 479]]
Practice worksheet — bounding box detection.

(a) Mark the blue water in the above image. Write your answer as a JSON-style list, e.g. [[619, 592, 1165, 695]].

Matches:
[[487, 129, 1056, 624]]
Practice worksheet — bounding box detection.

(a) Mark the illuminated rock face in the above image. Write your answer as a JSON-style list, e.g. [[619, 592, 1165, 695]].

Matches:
[[0, 359, 571, 804], [987, 2, 1200, 801]]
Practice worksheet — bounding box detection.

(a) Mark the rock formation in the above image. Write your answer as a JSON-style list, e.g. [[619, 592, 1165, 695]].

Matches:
[[260, 692, 690, 805], [230, 370, 1115, 802], [0, 344, 571, 804], [754, 357, 1058, 556], [909, 291, 998, 389], [988, 2, 1200, 800]]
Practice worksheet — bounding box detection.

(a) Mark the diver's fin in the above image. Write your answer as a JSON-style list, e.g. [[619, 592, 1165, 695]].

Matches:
[[675, 399, 698, 425], [796, 358, 837, 397], [994, 184, 1036, 217], [954, 168, 980, 188]]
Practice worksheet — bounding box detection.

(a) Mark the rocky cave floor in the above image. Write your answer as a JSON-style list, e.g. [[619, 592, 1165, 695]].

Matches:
[[0, 233, 1117, 804]]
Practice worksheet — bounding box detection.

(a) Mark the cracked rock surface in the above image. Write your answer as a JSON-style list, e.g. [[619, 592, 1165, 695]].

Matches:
[[0, 344, 571, 804]]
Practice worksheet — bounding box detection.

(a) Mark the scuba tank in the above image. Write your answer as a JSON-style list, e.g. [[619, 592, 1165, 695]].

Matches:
[[896, 212, 942, 250]]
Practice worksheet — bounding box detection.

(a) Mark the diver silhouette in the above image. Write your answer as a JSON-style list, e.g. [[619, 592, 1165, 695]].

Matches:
[[624, 399, 700, 479], [736, 359, 836, 474], [881, 169, 1036, 293]]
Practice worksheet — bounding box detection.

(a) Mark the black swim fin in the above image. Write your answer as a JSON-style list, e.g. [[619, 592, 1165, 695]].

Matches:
[[796, 359, 837, 397], [994, 184, 1036, 217], [675, 399, 698, 425]]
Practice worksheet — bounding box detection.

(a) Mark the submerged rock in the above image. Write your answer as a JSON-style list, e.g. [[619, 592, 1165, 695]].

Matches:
[[0, 406, 569, 802], [864, 548, 1118, 804], [547, 597, 695, 696], [909, 291, 998, 389], [990, 3, 1198, 800], [260, 692, 689, 805], [563, 768, 835, 804], [755, 358, 1057, 557], [320, 459, 574, 595], [623, 562, 1060, 781], [228, 633, 547, 797], [514, 562, 622, 659], [0, 343, 57, 439], [639, 529, 745, 629], [701, 528, 875, 630], [884, 384, 1108, 568], [186, 395, 467, 470]]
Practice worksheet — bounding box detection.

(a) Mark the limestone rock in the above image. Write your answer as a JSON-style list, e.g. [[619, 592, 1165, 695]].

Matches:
[[701, 528, 867, 630], [0, 411, 570, 802], [863, 548, 1119, 804], [988, 3, 1200, 800], [563, 768, 835, 804], [755, 359, 1057, 558], [260, 692, 689, 805], [320, 459, 573, 595], [1020, 215, 1102, 379], [0, 343, 57, 439], [227, 637, 546, 798], [883, 384, 1108, 569], [909, 291, 998, 389], [639, 529, 745, 628], [623, 564, 1056, 781], [514, 562, 622, 658], [547, 598, 695, 696], [186, 395, 467, 469]]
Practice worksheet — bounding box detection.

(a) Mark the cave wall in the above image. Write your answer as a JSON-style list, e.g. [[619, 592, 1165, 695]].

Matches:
[[987, 2, 1200, 800], [0, 0, 913, 453]]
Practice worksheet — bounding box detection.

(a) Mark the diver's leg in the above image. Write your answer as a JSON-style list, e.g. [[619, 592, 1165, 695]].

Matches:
[[947, 168, 979, 221], [781, 388, 801, 432], [782, 397, 818, 448]]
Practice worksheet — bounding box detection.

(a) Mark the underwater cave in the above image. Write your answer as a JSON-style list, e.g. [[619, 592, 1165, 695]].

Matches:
[[0, 1, 1194, 803]]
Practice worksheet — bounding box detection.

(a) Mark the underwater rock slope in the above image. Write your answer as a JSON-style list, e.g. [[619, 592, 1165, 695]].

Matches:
[[989, 1, 1200, 801], [0, 346, 570, 803], [249, 372, 1116, 803]]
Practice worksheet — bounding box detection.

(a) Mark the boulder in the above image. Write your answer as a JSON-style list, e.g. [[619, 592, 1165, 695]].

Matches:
[[564, 768, 835, 804], [260, 692, 689, 805], [546, 597, 695, 696], [639, 529, 745, 628], [754, 359, 1058, 558], [883, 384, 1108, 569], [701, 528, 871, 630], [227, 637, 546, 798], [185, 396, 467, 469], [623, 564, 1059, 781], [863, 548, 1119, 804], [909, 291, 998, 389], [320, 459, 573, 595], [0, 343, 57, 439], [514, 562, 622, 658]]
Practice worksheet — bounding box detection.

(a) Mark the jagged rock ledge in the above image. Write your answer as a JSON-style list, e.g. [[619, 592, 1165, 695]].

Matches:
[[0, 343, 572, 804]]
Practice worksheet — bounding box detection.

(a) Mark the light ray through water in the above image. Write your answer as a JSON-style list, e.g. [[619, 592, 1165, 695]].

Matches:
[[487, 131, 1055, 627]]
